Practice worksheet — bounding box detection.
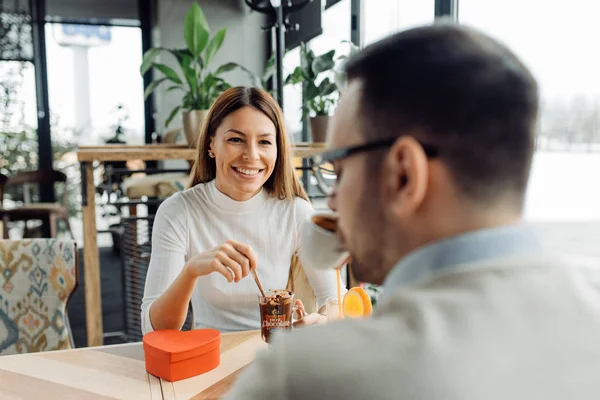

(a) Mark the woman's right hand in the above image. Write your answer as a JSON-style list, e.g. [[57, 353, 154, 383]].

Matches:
[[184, 240, 258, 282]]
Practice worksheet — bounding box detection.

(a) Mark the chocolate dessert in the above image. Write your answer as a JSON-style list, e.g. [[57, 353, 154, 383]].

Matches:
[[259, 289, 294, 343]]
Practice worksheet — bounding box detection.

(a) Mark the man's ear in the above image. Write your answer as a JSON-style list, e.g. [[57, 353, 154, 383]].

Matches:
[[381, 136, 429, 217]]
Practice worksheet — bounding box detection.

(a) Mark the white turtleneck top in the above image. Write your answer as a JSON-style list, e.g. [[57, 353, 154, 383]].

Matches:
[[141, 179, 341, 334]]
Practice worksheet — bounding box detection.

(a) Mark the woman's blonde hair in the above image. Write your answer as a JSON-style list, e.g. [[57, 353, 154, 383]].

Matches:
[[188, 86, 309, 202]]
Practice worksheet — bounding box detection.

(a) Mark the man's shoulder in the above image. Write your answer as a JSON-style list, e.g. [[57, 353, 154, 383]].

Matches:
[[373, 250, 600, 334], [227, 318, 413, 400], [226, 251, 600, 400], [411, 250, 600, 289], [252, 318, 413, 398], [380, 250, 600, 300], [276, 317, 393, 350], [272, 315, 415, 371]]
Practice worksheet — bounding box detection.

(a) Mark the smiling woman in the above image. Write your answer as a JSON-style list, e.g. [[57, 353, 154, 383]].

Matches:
[[188, 87, 306, 201], [141, 87, 344, 334], [211, 109, 278, 200]]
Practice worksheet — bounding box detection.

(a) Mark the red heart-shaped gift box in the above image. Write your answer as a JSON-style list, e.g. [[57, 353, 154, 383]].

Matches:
[[143, 329, 221, 382]]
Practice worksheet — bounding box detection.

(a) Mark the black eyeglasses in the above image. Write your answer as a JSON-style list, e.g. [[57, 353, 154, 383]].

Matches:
[[308, 137, 439, 195]]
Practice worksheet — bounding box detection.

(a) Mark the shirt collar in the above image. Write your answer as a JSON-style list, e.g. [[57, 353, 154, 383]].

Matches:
[[380, 223, 542, 301]]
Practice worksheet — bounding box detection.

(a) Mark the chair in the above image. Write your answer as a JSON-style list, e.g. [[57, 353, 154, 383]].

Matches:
[[0, 169, 74, 239], [287, 255, 317, 314], [0, 239, 78, 355]]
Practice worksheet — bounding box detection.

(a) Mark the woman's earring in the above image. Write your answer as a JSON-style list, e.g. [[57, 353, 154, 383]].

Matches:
[[208, 151, 215, 158]]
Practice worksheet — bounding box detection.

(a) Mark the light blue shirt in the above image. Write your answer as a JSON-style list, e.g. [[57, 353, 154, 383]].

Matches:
[[379, 223, 543, 303]]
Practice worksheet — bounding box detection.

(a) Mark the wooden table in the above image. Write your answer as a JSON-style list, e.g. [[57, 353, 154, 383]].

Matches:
[[0, 330, 266, 399], [76, 144, 325, 347]]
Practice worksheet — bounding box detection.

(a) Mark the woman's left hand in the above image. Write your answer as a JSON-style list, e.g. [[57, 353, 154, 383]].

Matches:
[[292, 299, 327, 328]]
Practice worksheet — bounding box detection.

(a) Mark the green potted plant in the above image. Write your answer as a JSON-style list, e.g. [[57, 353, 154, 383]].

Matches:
[[140, 2, 244, 146], [285, 43, 337, 142], [285, 41, 358, 142]]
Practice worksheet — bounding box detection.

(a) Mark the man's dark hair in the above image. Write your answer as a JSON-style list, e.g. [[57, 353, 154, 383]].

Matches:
[[344, 22, 539, 206]]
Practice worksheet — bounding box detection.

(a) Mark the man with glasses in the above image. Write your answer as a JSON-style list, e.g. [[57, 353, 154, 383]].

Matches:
[[226, 23, 600, 399]]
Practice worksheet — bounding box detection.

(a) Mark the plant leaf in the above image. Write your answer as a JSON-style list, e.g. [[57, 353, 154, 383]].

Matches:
[[199, 73, 214, 108], [204, 28, 226, 66], [209, 81, 231, 104], [305, 81, 319, 101], [182, 92, 195, 109], [200, 73, 233, 106], [285, 66, 304, 85], [318, 77, 337, 97], [179, 53, 198, 94], [184, 3, 210, 58], [165, 105, 182, 127], [166, 48, 197, 90], [217, 81, 231, 91], [154, 63, 183, 84], [300, 44, 315, 79], [140, 48, 161, 75], [195, 3, 211, 32], [215, 62, 239, 75], [166, 85, 184, 92], [167, 48, 193, 63], [312, 50, 336, 74], [144, 77, 167, 100], [262, 54, 276, 82]]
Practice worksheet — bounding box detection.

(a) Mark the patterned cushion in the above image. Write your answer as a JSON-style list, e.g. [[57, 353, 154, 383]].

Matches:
[[0, 239, 77, 355]]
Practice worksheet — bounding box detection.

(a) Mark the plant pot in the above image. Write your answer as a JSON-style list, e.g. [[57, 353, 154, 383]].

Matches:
[[182, 109, 210, 147], [310, 115, 330, 143]]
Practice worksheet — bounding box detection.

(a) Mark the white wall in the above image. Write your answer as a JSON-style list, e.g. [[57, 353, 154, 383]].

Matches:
[[154, 0, 267, 132]]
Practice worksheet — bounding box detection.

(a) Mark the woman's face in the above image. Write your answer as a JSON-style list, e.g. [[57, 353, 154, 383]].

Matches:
[[209, 106, 278, 201]]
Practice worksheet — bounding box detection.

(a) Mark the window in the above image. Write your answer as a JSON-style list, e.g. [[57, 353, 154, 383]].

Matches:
[[0, 61, 37, 131], [45, 23, 145, 145], [0, 1, 38, 177], [459, 0, 600, 255], [0, 61, 38, 177], [309, 0, 351, 56], [283, 0, 352, 142], [363, 0, 435, 46], [283, 47, 303, 140]]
